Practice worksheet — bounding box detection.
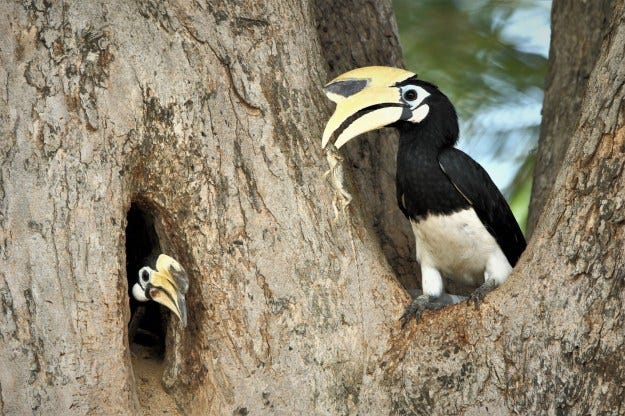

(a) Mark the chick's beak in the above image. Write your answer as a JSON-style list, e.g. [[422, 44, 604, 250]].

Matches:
[[148, 271, 188, 327]]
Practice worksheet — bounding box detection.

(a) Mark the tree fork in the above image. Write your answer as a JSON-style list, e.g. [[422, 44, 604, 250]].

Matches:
[[1, 0, 624, 415]]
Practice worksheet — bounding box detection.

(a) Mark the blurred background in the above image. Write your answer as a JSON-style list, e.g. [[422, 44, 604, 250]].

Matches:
[[393, 0, 551, 231]]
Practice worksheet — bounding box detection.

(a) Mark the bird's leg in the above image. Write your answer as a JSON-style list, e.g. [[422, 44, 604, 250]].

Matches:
[[400, 265, 449, 326], [468, 278, 497, 309], [468, 252, 512, 309], [400, 294, 449, 327], [409, 289, 467, 305]]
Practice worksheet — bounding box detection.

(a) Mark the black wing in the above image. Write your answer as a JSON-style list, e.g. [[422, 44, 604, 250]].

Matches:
[[438, 148, 526, 266]]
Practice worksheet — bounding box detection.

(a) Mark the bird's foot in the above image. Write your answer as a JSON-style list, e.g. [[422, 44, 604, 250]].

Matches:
[[400, 294, 446, 327], [468, 279, 497, 310]]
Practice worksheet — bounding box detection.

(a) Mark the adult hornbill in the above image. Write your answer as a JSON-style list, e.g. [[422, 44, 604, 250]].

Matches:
[[321, 66, 526, 323], [132, 254, 189, 327]]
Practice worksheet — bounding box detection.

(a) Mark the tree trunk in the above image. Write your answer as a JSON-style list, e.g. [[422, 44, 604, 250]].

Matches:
[[385, 0, 625, 413], [0, 0, 408, 414], [527, 0, 615, 236], [1, 1, 624, 416]]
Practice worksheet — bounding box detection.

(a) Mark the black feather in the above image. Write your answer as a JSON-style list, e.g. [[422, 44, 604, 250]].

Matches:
[[438, 148, 526, 266], [395, 80, 526, 266]]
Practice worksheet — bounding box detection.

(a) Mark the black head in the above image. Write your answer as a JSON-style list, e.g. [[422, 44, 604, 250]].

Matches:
[[394, 78, 459, 149]]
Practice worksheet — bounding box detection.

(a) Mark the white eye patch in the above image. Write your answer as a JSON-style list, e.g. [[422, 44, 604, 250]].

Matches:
[[399, 85, 430, 109]]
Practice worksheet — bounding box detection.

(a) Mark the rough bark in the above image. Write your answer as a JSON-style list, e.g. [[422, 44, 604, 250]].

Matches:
[[527, 0, 615, 236], [1, 0, 624, 415], [0, 1, 408, 414], [387, 1, 625, 413], [313, 1, 420, 290]]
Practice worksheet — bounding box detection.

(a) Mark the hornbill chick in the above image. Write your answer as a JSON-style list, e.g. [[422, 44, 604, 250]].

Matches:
[[321, 66, 526, 324], [132, 254, 189, 327]]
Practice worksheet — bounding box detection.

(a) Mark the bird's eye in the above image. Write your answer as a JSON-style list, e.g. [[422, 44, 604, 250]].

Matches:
[[403, 88, 418, 102], [141, 270, 149, 282]]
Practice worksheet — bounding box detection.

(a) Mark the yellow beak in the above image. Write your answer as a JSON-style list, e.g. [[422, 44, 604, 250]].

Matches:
[[134, 254, 188, 327], [321, 66, 417, 149], [147, 269, 188, 327]]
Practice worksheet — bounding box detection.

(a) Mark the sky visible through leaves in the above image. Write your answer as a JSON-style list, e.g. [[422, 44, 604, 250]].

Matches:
[[393, 0, 551, 230]]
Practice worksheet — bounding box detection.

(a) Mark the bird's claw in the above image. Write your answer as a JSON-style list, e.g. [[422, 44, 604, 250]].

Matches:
[[467, 279, 497, 310], [468, 288, 487, 310], [400, 295, 445, 328], [400, 302, 423, 326]]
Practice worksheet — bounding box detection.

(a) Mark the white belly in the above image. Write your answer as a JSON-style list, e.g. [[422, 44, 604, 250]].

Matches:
[[411, 209, 510, 287]]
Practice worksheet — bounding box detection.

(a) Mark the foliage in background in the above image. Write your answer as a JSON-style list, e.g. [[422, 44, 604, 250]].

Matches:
[[393, 0, 550, 231]]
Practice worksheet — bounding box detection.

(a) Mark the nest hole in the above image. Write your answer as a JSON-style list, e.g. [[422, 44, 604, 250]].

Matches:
[[125, 203, 166, 359], [125, 203, 182, 412]]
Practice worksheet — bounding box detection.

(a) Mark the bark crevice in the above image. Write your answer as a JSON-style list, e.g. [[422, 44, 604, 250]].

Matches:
[[125, 202, 164, 349]]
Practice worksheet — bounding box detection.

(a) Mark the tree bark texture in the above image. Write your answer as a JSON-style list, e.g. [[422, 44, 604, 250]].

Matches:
[[1, 0, 624, 415], [386, 1, 625, 413], [527, 0, 615, 236], [0, 1, 409, 414]]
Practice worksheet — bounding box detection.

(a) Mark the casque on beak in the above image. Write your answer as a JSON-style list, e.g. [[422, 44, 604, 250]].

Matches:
[[321, 66, 422, 149], [147, 269, 187, 326]]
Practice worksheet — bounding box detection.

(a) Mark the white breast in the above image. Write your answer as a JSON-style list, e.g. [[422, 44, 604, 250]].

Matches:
[[411, 208, 512, 288]]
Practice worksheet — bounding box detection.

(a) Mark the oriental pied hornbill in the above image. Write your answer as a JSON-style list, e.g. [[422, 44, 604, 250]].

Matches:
[[132, 254, 189, 327], [321, 66, 526, 323]]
